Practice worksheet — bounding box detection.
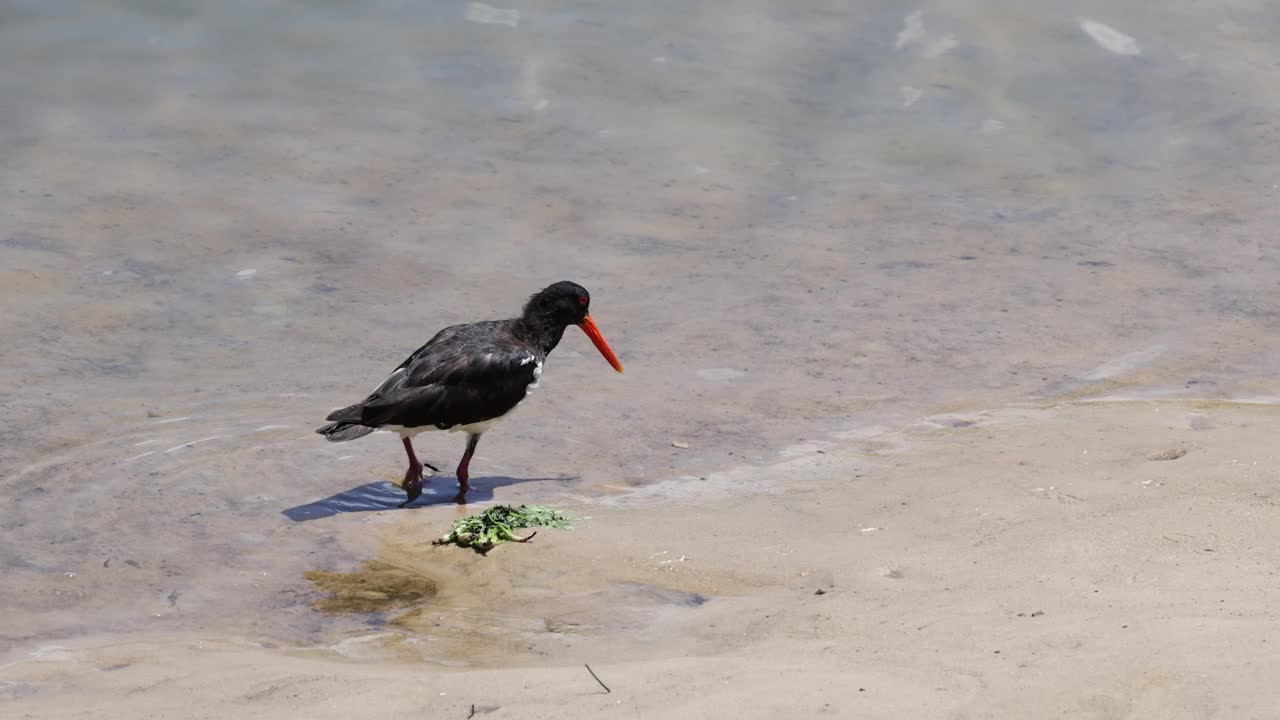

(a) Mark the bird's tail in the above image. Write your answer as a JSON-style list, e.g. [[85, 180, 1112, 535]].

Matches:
[[315, 421, 376, 442], [315, 402, 375, 442]]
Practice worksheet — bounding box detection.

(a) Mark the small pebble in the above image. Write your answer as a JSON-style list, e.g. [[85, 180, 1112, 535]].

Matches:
[[672, 441, 689, 449]]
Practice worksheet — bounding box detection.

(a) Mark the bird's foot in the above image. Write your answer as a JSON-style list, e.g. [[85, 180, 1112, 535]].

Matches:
[[451, 481, 470, 505], [399, 467, 424, 508]]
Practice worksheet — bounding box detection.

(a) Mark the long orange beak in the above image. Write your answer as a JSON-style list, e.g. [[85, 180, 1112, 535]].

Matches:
[[578, 314, 623, 373]]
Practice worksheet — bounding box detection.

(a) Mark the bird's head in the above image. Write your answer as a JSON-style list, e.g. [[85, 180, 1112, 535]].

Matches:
[[523, 281, 624, 373]]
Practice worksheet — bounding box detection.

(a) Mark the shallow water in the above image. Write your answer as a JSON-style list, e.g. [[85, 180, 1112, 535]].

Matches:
[[4, 0, 1280, 655]]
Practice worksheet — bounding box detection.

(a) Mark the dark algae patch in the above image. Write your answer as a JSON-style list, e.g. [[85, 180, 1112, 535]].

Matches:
[[304, 561, 438, 614]]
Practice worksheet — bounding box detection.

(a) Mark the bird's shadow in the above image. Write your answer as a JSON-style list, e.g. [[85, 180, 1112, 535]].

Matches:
[[282, 475, 579, 522]]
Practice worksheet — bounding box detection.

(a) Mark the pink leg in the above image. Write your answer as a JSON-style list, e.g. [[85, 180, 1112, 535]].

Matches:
[[396, 437, 440, 508], [402, 436, 420, 466], [399, 437, 423, 507], [454, 433, 481, 503]]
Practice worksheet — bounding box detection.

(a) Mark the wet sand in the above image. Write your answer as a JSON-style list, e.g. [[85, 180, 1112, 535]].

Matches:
[[5, 400, 1280, 717], [5, 0, 1280, 717]]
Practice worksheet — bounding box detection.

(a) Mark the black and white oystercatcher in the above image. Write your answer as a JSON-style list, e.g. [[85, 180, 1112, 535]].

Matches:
[[316, 281, 623, 506]]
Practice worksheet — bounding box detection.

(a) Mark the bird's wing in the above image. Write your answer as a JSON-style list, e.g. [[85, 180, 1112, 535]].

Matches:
[[353, 322, 540, 429]]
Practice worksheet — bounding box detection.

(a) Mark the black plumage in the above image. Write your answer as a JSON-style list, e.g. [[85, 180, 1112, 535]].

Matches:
[[316, 281, 623, 506], [319, 321, 542, 434]]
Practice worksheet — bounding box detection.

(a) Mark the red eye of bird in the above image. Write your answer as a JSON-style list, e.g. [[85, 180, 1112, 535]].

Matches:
[[578, 296, 588, 305]]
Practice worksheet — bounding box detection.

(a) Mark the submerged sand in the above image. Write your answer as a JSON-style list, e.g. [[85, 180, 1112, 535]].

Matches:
[[4, 399, 1277, 718]]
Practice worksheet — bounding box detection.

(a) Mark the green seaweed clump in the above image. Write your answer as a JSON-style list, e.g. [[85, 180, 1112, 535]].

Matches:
[[433, 504, 577, 553]]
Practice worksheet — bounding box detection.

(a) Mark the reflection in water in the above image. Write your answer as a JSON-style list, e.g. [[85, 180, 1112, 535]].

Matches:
[[4, 0, 1280, 655]]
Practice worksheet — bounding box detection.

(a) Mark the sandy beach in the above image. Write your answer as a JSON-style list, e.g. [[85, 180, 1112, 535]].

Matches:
[[5, 399, 1279, 718], [5, 1, 1280, 717]]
